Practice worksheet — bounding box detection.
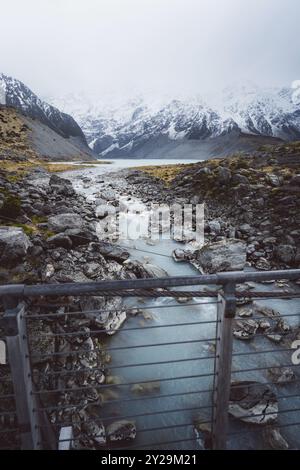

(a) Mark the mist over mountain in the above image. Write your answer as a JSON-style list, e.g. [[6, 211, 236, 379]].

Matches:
[[47, 81, 300, 159]]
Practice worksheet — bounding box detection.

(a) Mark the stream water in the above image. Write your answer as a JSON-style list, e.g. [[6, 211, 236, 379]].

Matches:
[[55, 160, 300, 449]]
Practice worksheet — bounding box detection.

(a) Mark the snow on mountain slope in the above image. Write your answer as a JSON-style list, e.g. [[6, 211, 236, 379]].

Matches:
[[221, 82, 300, 140], [0, 74, 89, 147], [47, 81, 300, 158]]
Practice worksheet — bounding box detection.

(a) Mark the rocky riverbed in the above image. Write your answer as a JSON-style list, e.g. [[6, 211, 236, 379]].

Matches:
[[0, 148, 300, 449]]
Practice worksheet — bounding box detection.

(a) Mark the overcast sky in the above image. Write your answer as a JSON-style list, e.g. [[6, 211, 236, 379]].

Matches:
[[0, 0, 299, 100]]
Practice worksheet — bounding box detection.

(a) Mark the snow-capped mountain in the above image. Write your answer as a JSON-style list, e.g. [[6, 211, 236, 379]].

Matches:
[[0, 73, 88, 146], [47, 81, 300, 158], [221, 82, 300, 140]]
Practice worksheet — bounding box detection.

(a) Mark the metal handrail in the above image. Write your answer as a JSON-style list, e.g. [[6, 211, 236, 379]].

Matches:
[[1, 268, 300, 451], [0, 269, 299, 297]]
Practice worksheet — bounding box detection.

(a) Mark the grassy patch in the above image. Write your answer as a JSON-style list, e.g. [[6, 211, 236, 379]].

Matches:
[[1, 159, 95, 181], [0, 222, 36, 236], [134, 164, 193, 185], [31, 215, 47, 224], [0, 193, 22, 218]]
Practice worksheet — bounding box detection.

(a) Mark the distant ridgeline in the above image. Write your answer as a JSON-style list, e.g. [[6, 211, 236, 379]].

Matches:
[[0, 73, 96, 161]]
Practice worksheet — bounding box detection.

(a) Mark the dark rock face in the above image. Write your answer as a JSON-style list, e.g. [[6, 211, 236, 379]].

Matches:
[[0, 73, 88, 145]]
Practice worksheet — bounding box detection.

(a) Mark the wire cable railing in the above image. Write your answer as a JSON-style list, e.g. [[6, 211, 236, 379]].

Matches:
[[0, 269, 300, 450]]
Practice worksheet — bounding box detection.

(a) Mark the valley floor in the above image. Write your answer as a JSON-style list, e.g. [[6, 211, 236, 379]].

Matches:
[[0, 143, 300, 450]]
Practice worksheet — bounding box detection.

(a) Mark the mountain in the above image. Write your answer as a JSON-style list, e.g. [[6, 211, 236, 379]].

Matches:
[[221, 82, 300, 141], [48, 82, 300, 159], [0, 74, 95, 160]]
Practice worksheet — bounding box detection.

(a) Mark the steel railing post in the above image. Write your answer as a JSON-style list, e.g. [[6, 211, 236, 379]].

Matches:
[[2, 297, 43, 449], [212, 282, 236, 450]]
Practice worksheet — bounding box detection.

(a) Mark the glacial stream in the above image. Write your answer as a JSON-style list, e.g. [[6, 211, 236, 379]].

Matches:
[[55, 160, 300, 450]]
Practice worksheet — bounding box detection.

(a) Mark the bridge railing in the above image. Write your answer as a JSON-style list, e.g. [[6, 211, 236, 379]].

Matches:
[[0, 269, 300, 450]]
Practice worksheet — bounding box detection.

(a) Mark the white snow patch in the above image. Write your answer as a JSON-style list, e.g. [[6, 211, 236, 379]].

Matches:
[[167, 122, 187, 140], [0, 80, 6, 105], [291, 80, 300, 105], [101, 143, 119, 156]]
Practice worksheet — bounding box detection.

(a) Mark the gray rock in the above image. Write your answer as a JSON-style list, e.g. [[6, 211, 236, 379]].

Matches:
[[239, 223, 253, 235], [262, 427, 289, 450], [95, 204, 116, 219], [229, 381, 278, 425], [208, 220, 221, 235], [64, 228, 97, 246], [233, 319, 259, 340], [82, 421, 106, 446], [267, 174, 282, 187], [101, 189, 116, 201], [124, 260, 168, 278], [106, 420, 136, 442], [268, 367, 295, 385], [196, 239, 247, 274], [91, 242, 130, 263], [104, 311, 127, 335], [49, 174, 75, 196], [0, 226, 31, 267], [276, 244, 296, 264], [48, 213, 84, 233], [47, 233, 72, 249], [218, 166, 231, 184], [83, 262, 105, 280], [289, 174, 300, 186], [266, 333, 283, 344], [172, 248, 193, 262], [232, 174, 249, 185]]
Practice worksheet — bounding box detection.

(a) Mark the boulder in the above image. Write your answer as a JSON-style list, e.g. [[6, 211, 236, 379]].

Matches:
[[106, 420, 136, 442], [218, 166, 231, 184], [49, 174, 75, 196], [266, 174, 282, 187], [196, 239, 247, 274], [104, 311, 127, 335], [0, 226, 31, 267], [262, 427, 289, 450], [268, 367, 295, 385], [229, 381, 278, 425], [233, 319, 259, 340], [289, 174, 300, 186], [48, 213, 84, 233], [91, 242, 130, 263], [47, 233, 72, 249], [232, 174, 250, 185], [124, 260, 168, 278], [276, 244, 296, 264], [207, 220, 221, 235], [172, 248, 194, 262], [64, 228, 97, 246], [239, 223, 254, 235], [82, 421, 106, 447]]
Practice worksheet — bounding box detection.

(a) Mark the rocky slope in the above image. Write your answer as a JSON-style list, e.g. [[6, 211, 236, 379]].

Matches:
[[0, 169, 141, 449], [0, 106, 96, 162], [0, 143, 299, 449], [0, 74, 95, 161], [48, 82, 300, 159], [124, 141, 300, 270]]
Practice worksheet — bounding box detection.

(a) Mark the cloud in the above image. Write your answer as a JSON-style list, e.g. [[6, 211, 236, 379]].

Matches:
[[0, 0, 299, 100]]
